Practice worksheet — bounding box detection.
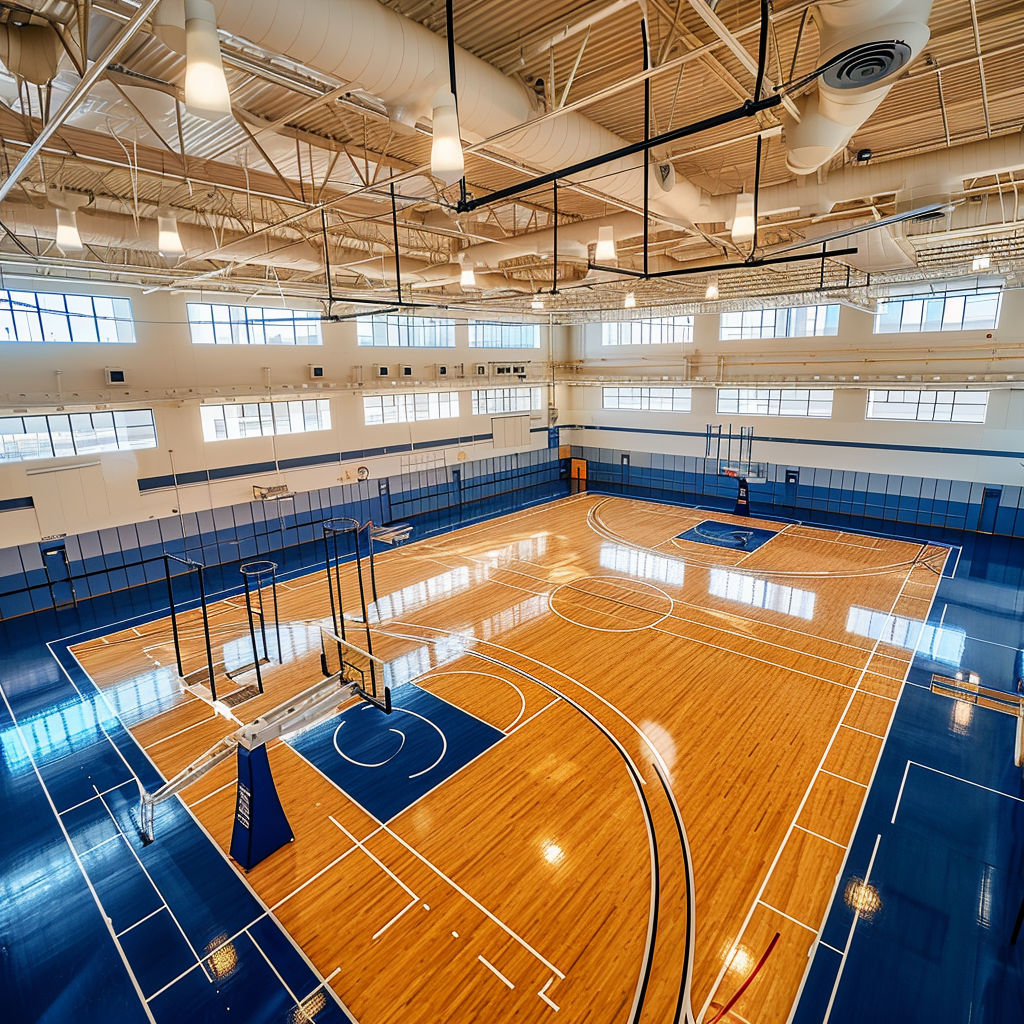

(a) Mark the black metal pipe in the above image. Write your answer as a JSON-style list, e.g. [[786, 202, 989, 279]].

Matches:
[[751, 132, 763, 256], [753, 0, 769, 101], [552, 180, 558, 294], [444, 0, 467, 207], [163, 554, 184, 679], [256, 579, 268, 663], [457, 94, 781, 212], [366, 523, 379, 604], [323, 528, 340, 638], [351, 524, 378, 697], [321, 207, 333, 312], [390, 182, 403, 305], [588, 245, 858, 280], [641, 14, 650, 279], [197, 566, 217, 702], [271, 565, 282, 664], [243, 573, 264, 695], [333, 531, 347, 643]]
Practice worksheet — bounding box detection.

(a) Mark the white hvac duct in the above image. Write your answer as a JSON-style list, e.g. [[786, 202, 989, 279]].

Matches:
[[0, 201, 326, 271], [0, 22, 62, 86], [208, 0, 711, 224], [740, 132, 1024, 218], [785, 0, 933, 175]]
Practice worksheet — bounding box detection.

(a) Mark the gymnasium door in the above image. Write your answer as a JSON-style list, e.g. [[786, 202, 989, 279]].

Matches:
[[42, 545, 76, 609], [570, 459, 587, 494], [978, 487, 1001, 533]]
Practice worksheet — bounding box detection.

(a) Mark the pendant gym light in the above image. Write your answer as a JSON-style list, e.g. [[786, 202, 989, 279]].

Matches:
[[459, 261, 476, 288], [531, 296, 545, 310], [157, 210, 185, 256], [595, 225, 617, 262], [55, 208, 83, 252], [624, 291, 636, 309], [705, 274, 719, 300], [430, 90, 464, 186], [731, 192, 756, 244], [184, 0, 232, 121]]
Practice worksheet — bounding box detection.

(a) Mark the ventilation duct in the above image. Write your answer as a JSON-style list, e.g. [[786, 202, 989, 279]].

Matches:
[[784, 0, 934, 175], [0, 201, 327, 272], [208, 0, 711, 224], [732, 132, 1024, 218], [0, 21, 62, 86]]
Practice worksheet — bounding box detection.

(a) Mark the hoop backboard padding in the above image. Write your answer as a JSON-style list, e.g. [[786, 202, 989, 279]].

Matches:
[[240, 560, 282, 696], [320, 626, 392, 713], [734, 478, 751, 517], [719, 460, 769, 484], [163, 552, 219, 702], [230, 744, 294, 871]]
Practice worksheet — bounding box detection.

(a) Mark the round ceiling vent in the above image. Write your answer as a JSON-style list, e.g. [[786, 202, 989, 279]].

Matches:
[[822, 40, 913, 90]]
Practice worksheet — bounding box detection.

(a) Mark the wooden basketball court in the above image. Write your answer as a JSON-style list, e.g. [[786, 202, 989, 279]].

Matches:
[[71, 494, 947, 1024]]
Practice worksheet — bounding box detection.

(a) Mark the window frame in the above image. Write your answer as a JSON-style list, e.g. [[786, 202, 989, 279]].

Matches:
[[362, 391, 461, 425], [864, 389, 989, 424], [719, 304, 840, 340], [601, 386, 692, 412], [468, 322, 541, 349], [356, 314, 456, 348], [186, 303, 322, 346], [873, 290, 1002, 334], [601, 316, 694, 346], [716, 388, 834, 418], [471, 387, 543, 415], [0, 289, 135, 344], [199, 399, 331, 441], [0, 408, 157, 462]]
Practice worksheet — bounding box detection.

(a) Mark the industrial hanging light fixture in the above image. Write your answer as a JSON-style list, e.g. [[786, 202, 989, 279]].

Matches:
[[55, 208, 83, 252], [430, 90, 464, 186], [972, 254, 991, 272], [731, 192, 756, 244], [595, 225, 617, 262], [531, 296, 545, 310], [624, 291, 636, 309], [459, 261, 476, 288], [184, 0, 232, 121], [705, 274, 719, 301], [157, 210, 185, 256]]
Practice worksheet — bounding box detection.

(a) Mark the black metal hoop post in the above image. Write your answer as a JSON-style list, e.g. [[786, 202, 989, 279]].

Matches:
[[240, 560, 281, 695]]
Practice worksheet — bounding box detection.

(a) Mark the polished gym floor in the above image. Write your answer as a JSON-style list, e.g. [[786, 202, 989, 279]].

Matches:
[[3, 494, 1022, 1023]]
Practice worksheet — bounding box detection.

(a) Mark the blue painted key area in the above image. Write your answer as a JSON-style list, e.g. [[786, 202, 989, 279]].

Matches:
[[289, 683, 503, 823], [677, 519, 777, 551]]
